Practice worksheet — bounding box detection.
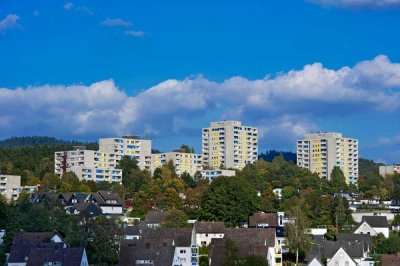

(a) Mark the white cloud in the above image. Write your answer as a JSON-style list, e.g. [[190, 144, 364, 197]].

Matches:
[[64, 2, 74, 10], [1, 55, 400, 149], [0, 14, 21, 33], [101, 18, 132, 27], [125, 30, 145, 37], [309, 0, 400, 8]]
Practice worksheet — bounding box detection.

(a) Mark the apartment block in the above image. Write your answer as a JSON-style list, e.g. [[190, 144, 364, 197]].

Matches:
[[54, 147, 122, 182], [297, 132, 358, 184], [99, 136, 152, 170], [201, 169, 236, 181], [202, 121, 258, 170], [0, 174, 21, 200], [151, 152, 203, 176], [0, 175, 38, 201], [379, 164, 400, 177]]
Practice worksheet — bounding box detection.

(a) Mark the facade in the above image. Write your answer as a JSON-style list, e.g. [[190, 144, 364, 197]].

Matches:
[[354, 216, 389, 238], [0, 174, 21, 201], [327, 247, 357, 266], [202, 121, 258, 170], [86, 191, 123, 215], [201, 169, 236, 181], [0, 175, 37, 201], [297, 132, 359, 184], [379, 164, 400, 177], [152, 152, 203, 176], [99, 136, 152, 170], [54, 147, 122, 183]]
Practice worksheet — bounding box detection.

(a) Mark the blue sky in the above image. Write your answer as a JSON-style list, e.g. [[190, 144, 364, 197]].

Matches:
[[1, 0, 400, 162]]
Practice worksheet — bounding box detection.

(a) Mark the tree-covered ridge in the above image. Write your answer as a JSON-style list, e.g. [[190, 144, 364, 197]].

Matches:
[[0, 141, 98, 186], [0, 136, 97, 148], [258, 150, 297, 162]]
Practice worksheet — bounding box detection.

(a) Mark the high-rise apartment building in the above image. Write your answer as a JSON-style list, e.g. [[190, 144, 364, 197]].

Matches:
[[151, 151, 203, 176], [202, 121, 258, 170], [54, 147, 122, 183], [0, 175, 38, 201], [297, 132, 358, 184], [99, 136, 152, 170], [379, 164, 400, 177]]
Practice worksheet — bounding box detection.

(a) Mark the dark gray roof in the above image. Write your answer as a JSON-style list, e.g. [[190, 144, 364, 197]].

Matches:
[[125, 226, 140, 236], [145, 211, 170, 224], [362, 216, 389, 227], [89, 191, 122, 206], [27, 246, 85, 266], [195, 221, 225, 234], [142, 228, 193, 247], [118, 239, 175, 266], [249, 212, 279, 227], [74, 202, 103, 217], [308, 240, 365, 261], [336, 233, 373, 248], [13, 231, 63, 245], [8, 243, 65, 263], [209, 228, 274, 266], [224, 228, 275, 247]]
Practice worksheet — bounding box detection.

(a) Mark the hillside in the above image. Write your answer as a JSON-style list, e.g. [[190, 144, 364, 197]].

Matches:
[[0, 136, 96, 148]]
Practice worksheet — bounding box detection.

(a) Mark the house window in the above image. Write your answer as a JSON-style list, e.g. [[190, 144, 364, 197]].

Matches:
[[180, 249, 186, 253]]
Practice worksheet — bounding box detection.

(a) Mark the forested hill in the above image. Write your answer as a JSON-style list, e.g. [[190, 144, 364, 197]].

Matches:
[[259, 150, 297, 162], [0, 136, 97, 148]]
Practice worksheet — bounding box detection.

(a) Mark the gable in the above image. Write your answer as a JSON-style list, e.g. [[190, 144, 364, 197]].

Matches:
[[354, 221, 377, 235], [328, 248, 356, 266]]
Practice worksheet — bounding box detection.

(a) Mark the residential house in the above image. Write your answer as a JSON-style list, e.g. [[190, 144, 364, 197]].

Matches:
[[8, 231, 88, 266], [86, 191, 123, 215], [307, 237, 374, 266], [194, 221, 225, 247], [144, 211, 170, 229], [354, 216, 389, 238], [209, 228, 275, 266], [118, 227, 196, 266], [124, 226, 141, 240], [66, 202, 103, 217]]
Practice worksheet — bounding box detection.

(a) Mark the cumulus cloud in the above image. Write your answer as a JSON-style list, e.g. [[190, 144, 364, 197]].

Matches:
[[0, 14, 21, 33], [309, 0, 400, 9], [101, 18, 132, 27], [125, 30, 145, 37], [1, 55, 400, 149]]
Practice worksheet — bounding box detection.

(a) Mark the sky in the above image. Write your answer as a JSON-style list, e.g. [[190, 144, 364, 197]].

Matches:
[[0, 0, 400, 163]]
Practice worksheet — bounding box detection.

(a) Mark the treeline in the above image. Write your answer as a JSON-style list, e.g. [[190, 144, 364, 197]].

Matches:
[[0, 137, 98, 186], [258, 150, 297, 162]]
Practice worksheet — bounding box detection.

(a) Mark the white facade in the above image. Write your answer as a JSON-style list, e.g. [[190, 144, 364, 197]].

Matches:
[[202, 121, 258, 170], [297, 132, 358, 184], [327, 248, 357, 266], [354, 221, 389, 238], [196, 233, 224, 247], [201, 169, 236, 181], [152, 152, 203, 176], [172, 246, 192, 266], [99, 136, 152, 171], [54, 147, 122, 183], [379, 164, 400, 177]]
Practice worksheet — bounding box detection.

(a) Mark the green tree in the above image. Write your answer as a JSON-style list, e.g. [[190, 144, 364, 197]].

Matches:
[[181, 172, 196, 188], [162, 210, 189, 228], [285, 202, 311, 266], [201, 176, 260, 227], [329, 166, 348, 192]]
